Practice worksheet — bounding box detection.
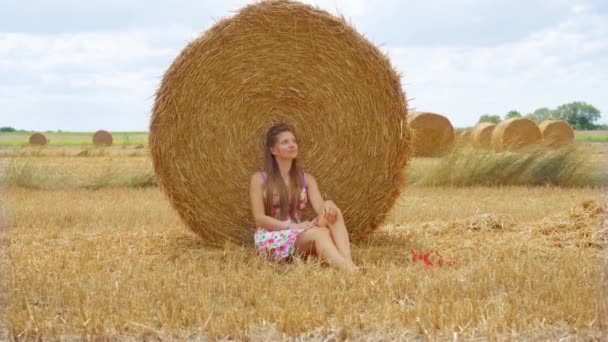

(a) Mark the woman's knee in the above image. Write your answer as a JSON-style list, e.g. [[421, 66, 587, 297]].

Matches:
[[316, 209, 344, 228], [297, 227, 329, 242], [334, 208, 344, 222], [310, 226, 331, 239]]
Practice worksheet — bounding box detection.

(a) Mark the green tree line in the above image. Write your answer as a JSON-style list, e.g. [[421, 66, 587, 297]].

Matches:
[[478, 101, 605, 130]]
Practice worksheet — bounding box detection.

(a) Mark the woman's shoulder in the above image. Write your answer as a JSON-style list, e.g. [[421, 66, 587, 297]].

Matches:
[[251, 171, 264, 184], [303, 171, 316, 182]]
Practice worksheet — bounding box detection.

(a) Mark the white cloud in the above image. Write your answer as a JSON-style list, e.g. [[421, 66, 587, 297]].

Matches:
[[1, 0, 607, 130], [301, 0, 369, 16], [0, 26, 200, 130], [385, 11, 608, 126], [0, 27, 196, 70]]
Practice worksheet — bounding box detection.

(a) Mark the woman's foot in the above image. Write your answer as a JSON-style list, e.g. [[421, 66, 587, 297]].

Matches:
[[344, 262, 359, 274]]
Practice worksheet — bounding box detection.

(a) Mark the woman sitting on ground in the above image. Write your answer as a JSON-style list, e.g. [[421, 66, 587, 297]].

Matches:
[[250, 122, 358, 273]]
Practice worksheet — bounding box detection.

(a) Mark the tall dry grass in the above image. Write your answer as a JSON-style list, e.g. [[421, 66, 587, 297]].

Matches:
[[408, 143, 602, 187], [0, 157, 153, 190], [2, 143, 606, 191], [1, 160, 50, 189], [0, 146, 148, 158], [2, 186, 607, 340]]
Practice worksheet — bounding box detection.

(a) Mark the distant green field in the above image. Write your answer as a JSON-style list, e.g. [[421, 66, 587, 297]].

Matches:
[[1, 130, 606, 145], [574, 130, 608, 142], [0, 132, 148, 146], [48, 131, 146, 137], [575, 135, 608, 142], [0, 139, 147, 146], [0, 131, 147, 136]]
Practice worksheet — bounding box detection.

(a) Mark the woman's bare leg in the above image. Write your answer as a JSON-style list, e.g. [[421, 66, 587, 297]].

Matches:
[[317, 210, 354, 265], [294, 227, 354, 272]]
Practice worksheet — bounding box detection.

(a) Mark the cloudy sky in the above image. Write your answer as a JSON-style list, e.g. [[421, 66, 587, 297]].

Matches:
[[2, 0, 607, 131]]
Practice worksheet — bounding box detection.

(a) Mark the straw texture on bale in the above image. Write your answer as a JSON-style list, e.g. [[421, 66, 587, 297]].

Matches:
[[539, 120, 574, 147], [491, 118, 541, 152], [29, 132, 47, 146], [93, 130, 113, 146], [408, 112, 454, 156], [471, 123, 496, 148], [149, 0, 411, 245]]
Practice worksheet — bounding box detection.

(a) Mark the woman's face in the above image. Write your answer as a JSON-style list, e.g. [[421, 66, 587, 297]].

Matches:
[[271, 131, 298, 160]]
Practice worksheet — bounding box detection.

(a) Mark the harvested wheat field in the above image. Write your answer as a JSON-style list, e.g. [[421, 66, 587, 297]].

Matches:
[[1, 141, 607, 340]]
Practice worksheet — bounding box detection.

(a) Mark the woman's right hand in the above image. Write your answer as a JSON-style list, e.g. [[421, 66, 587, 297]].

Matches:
[[292, 221, 315, 230]]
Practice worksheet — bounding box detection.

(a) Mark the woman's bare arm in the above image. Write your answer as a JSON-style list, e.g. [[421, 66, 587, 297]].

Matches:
[[250, 173, 292, 231], [304, 173, 326, 216]]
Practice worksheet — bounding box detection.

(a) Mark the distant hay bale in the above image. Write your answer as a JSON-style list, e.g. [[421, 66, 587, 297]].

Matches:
[[149, 0, 411, 245], [408, 112, 454, 156], [539, 120, 574, 147], [491, 118, 541, 152], [29, 132, 48, 146], [92, 130, 113, 146], [455, 130, 470, 144], [471, 123, 496, 148]]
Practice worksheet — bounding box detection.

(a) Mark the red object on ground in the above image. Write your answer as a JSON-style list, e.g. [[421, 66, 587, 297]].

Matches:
[[437, 257, 456, 266], [411, 249, 435, 268], [411, 249, 456, 268]]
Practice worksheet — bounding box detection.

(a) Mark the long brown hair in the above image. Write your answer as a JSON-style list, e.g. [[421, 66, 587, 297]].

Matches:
[[263, 123, 302, 220]]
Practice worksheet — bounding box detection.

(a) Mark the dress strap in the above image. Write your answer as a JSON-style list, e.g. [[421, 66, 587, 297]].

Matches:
[[260, 171, 266, 182]]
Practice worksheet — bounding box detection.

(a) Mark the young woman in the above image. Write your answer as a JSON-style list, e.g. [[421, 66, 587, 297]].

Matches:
[[250, 123, 358, 273]]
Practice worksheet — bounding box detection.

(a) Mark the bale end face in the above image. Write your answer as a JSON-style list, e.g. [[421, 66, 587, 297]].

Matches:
[[29, 133, 48, 146], [492, 118, 541, 152], [539, 120, 575, 148], [93, 130, 113, 146], [408, 112, 454, 157]]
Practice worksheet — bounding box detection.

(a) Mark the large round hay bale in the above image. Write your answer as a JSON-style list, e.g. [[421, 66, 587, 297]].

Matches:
[[92, 130, 113, 146], [408, 112, 454, 156], [149, 0, 411, 245], [491, 118, 541, 152], [471, 123, 496, 148], [539, 120, 574, 147], [29, 132, 48, 146]]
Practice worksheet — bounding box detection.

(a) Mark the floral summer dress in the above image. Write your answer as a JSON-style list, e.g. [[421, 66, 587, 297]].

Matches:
[[253, 171, 312, 261]]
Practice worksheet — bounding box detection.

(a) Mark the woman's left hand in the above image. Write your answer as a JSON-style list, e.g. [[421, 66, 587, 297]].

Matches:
[[322, 200, 338, 224]]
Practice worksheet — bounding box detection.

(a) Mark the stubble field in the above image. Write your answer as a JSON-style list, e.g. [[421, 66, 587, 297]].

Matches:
[[1, 140, 607, 340]]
